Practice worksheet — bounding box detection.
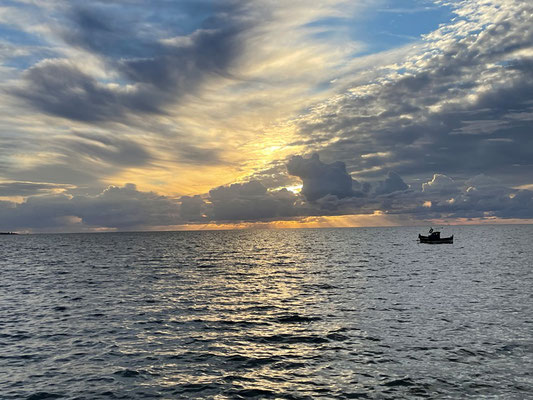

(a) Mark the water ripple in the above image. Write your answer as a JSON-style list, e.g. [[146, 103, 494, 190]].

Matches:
[[0, 226, 532, 399]]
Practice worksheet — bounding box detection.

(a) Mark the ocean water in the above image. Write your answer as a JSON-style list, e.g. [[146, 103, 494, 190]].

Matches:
[[0, 225, 532, 399]]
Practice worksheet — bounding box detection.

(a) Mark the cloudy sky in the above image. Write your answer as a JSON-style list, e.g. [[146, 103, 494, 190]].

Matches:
[[0, 0, 532, 232]]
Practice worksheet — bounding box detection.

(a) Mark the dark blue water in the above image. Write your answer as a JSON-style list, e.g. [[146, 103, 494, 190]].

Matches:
[[1, 225, 532, 399]]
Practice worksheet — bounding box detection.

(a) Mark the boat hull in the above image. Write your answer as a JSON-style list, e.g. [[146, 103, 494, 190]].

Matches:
[[418, 234, 453, 244]]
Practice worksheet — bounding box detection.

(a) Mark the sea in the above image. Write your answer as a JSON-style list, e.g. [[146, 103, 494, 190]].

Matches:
[[0, 225, 532, 399]]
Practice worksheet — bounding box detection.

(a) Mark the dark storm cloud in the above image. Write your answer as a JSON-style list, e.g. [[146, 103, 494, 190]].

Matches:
[[12, 3, 249, 122], [287, 153, 357, 202]]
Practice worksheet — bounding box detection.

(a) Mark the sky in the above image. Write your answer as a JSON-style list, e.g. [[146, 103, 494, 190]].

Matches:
[[0, 0, 532, 232]]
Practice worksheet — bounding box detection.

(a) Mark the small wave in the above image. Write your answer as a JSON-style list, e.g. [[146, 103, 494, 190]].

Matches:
[[242, 305, 280, 312], [55, 270, 70, 275], [219, 319, 270, 327], [270, 361, 307, 370], [256, 334, 329, 344], [113, 369, 143, 378], [343, 393, 370, 399], [0, 354, 42, 361], [273, 314, 322, 324], [411, 346, 432, 351], [382, 377, 415, 387], [226, 354, 281, 368], [26, 393, 62, 400], [315, 283, 337, 289], [0, 333, 31, 340], [222, 374, 255, 383], [450, 348, 489, 360], [227, 388, 277, 398], [326, 332, 349, 341], [174, 383, 216, 393], [497, 343, 520, 353], [86, 377, 115, 383]]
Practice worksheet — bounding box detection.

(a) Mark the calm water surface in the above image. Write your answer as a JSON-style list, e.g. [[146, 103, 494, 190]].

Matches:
[[0, 225, 532, 399]]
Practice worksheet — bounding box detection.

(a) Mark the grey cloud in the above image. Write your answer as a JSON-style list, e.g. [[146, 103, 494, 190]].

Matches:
[[422, 174, 459, 195], [287, 153, 356, 202], [2, 168, 530, 231], [118, 26, 241, 92], [63, 6, 158, 59], [0, 194, 76, 230], [378, 171, 533, 220], [74, 183, 180, 228], [464, 174, 498, 189], [208, 180, 298, 221], [210, 180, 266, 200], [282, 152, 532, 220], [179, 195, 207, 222], [422, 187, 533, 220], [294, 1, 533, 185], [175, 144, 223, 166], [66, 133, 152, 167], [243, 160, 296, 191], [0, 181, 72, 197], [2, 131, 154, 188], [0, 183, 181, 231], [374, 171, 409, 196], [12, 60, 163, 122], [8, 163, 99, 185], [12, 3, 249, 123]]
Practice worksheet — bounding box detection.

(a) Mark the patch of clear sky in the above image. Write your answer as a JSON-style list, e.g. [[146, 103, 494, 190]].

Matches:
[[307, 0, 454, 56]]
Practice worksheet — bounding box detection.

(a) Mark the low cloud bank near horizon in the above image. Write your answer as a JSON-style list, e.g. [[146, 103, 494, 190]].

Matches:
[[1, 154, 531, 232]]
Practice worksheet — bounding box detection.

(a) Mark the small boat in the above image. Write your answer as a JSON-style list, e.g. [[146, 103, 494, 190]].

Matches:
[[418, 228, 453, 244], [0, 232, 18, 235]]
